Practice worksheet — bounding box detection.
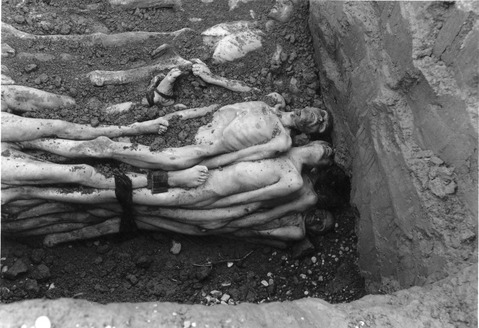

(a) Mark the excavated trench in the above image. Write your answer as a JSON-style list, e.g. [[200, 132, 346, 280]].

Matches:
[[1, 1, 478, 327]]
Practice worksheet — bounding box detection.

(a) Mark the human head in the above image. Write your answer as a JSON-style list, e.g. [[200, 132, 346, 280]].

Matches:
[[292, 107, 332, 135], [305, 209, 334, 235], [301, 140, 334, 168]]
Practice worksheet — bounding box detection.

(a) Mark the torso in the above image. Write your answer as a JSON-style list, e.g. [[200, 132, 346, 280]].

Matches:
[[195, 101, 285, 152], [206, 157, 299, 197]]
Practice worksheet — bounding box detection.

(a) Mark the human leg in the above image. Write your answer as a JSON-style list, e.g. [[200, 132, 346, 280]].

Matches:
[[1, 85, 75, 112], [20, 136, 220, 170], [145, 67, 183, 106], [1, 146, 147, 189], [191, 59, 254, 92], [1, 112, 168, 142]]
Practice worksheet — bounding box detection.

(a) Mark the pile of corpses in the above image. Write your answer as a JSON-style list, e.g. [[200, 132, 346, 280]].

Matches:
[[1, 62, 335, 248]]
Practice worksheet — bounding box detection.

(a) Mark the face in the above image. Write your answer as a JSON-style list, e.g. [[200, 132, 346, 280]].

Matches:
[[304, 141, 334, 167], [293, 107, 330, 134]]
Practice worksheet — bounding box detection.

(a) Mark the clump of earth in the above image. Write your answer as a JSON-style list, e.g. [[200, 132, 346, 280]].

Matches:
[[1, 0, 366, 305]]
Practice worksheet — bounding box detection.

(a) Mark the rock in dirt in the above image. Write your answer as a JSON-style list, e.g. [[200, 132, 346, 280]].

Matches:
[[25, 64, 39, 73], [96, 244, 111, 254], [170, 240, 182, 255], [291, 238, 315, 259], [126, 274, 138, 285], [31, 264, 51, 281], [210, 290, 222, 298], [2, 43, 16, 58], [34, 316, 51, 328], [25, 278, 40, 294], [30, 249, 45, 264], [13, 15, 25, 24], [4, 259, 29, 279], [195, 266, 212, 281], [135, 255, 152, 268]]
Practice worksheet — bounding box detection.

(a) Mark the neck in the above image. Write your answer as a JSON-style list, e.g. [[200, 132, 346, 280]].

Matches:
[[286, 147, 305, 173], [278, 112, 295, 128]]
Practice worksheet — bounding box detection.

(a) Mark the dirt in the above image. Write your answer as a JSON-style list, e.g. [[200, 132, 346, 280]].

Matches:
[[1, 0, 366, 305]]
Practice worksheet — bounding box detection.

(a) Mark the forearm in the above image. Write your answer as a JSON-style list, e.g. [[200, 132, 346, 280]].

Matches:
[[163, 104, 219, 120]]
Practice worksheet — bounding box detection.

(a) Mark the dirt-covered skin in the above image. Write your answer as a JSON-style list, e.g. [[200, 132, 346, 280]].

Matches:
[[1, 0, 366, 305]]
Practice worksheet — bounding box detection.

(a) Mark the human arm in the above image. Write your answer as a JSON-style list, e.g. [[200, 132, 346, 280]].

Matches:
[[199, 132, 292, 169], [226, 183, 317, 228], [204, 173, 303, 208], [162, 104, 220, 120]]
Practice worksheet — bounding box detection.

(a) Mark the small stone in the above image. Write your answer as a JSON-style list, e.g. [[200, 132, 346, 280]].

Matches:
[[147, 107, 158, 119], [94, 284, 109, 293], [94, 256, 103, 265], [4, 259, 28, 279], [39, 73, 49, 83], [135, 255, 152, 268], [69, 87, 78, 97], [178, 131, 187, 141], [90, 118, 100, 127], [13, 15, 25, 24], [35, 316, 51, 328], [39, 21, 52, 32], [210, 290, 222, 298], [1, 43, 16, 58], [96, 244, 111, 254], [265, 20, 275, 32], [31, 264, 51, 281], [289, 51, 297, 62], [30, 249, 45, 264], [170, 241, 182, 255], [227, 262, 234, 268], [260, 280, 269, 287], [311, 256, 317, 264], [25, 64, 38, 73], [430, 156, 444, 165], [195, 266, 212, 281], [25, 278, 40, 294], [126, 274, 138, 285], [53, 76, 62, 87], [60, 24, 71, 35], [220, 293, 230, 302]]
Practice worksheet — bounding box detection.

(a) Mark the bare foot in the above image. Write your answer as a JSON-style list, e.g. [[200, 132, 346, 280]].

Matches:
[[146, 68, 182, 107], [168, 165, 209, 188], [136, 117, 169, 135]]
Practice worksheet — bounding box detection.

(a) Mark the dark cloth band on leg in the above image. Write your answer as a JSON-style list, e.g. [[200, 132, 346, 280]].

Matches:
[[114, 171, 138, 236], [147, 170, 170, 194]]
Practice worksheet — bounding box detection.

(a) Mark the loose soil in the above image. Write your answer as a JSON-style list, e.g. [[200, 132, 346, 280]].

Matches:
[[1, 0, 366, 305]]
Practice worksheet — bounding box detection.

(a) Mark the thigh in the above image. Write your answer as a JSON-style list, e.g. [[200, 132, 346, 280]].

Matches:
[[1, 151, 75, 185], [1, 112, 60, 142]]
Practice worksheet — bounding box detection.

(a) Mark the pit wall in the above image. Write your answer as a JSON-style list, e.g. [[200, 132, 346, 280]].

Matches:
[[309, 0, 478, 292]]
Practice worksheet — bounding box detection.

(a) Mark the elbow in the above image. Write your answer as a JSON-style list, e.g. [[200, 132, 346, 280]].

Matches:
[[279, 136, 292, 153]]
